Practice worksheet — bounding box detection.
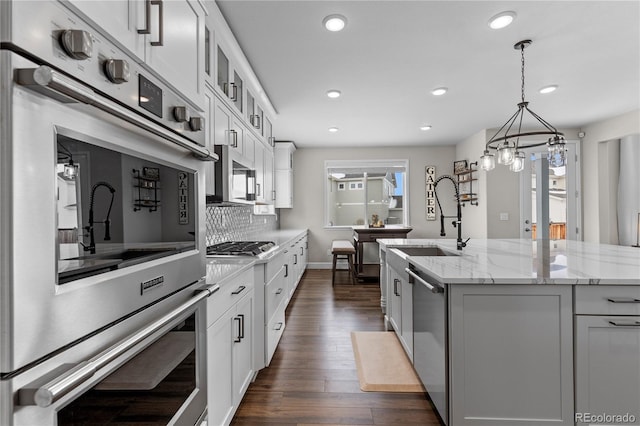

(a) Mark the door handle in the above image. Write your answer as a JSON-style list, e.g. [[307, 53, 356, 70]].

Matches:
[[294, 254, 298, 265], [607, 297, 640, 304], [238, 314, 245, 339], [274, 322, 283, 331], [608, 320, 640, 327], [229, 129, 238, 148], [228, 82, 237, 101], [284, 264, 288, 277], [137, 0, 152, 34], [256, 183, 261, 196], [150, 0, 163, 46], [393, 278, 399, 296], [275, 288, 283, 295], [234, 316, 242, 342]]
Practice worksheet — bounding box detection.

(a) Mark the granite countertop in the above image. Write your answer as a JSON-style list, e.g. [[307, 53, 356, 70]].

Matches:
[[379, 238, 640, 285]]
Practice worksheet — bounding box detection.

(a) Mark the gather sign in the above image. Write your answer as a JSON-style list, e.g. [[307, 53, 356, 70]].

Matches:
[[425, 166, 436, 221]]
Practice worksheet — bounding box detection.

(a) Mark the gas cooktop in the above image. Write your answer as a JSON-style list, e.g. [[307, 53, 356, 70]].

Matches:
[[206, 241, 276, 256]]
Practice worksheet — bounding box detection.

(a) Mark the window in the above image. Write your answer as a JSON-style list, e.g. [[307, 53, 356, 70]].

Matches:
[[324, 159, 409, 228]]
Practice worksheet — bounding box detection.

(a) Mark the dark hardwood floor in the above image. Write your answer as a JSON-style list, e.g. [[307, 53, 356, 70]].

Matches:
[[231, 269, 441, 425]]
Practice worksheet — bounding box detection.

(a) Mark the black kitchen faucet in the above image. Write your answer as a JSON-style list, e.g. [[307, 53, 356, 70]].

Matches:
[[434, 175, 469, 250], [82, 181, 116, 254]]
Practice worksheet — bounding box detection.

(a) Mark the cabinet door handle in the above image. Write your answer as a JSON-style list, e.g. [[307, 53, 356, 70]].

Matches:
[[268, 136, 275, 147], [231, 285, 246, 295], [294, 254, 298, 265], [229, 82, 237, 101], [272, 190, 276, 201], [275, 288, 283, 295], [137, 0, 152, 34], [300, 247, 303, 255], [238, 314, 245, 339], [234, 316, 242, 342], [393, 278, 400, 296], [256, 183, 261, 196], [251, 114, 261, 129], [284, 264, 288, 277], [229, 129, 238, 148], [608, 320, 640, 327], [274, 322, 283, 331], [150, 0, 163, 46], [607, 297, 640, 304]]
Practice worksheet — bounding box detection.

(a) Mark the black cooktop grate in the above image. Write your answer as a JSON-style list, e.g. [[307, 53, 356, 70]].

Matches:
[[206, 241, 275, 256]]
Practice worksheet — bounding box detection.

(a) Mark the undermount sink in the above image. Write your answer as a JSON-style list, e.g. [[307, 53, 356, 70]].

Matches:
[[397, 246, 458, 257]]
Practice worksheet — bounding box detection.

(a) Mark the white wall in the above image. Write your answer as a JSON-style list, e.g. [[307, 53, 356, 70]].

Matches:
[[582, 109, 640, 243], [279, 146, 455, 264]]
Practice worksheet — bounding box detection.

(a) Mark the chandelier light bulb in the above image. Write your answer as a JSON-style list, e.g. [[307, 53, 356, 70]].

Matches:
[[497, 143, 515, 165], [509, 151, 526, 172], [480, 150, 496, 171]]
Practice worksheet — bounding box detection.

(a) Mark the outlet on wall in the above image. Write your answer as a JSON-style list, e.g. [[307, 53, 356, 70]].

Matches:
[[500, 212, 509, 221]]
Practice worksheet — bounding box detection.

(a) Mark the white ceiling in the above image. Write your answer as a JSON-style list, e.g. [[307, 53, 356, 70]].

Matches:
[[216, 1, 640, 148]]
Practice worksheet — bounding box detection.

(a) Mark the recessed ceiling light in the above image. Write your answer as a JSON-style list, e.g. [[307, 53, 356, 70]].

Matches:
[[539, 85, 558, 94], [328, 127, 339, 133], [323, 14, 347, 32], [431, 87, 448, 96], [327, 89, 341, 98], [488, 11, 516, 29], [420, 125, 432, 131]]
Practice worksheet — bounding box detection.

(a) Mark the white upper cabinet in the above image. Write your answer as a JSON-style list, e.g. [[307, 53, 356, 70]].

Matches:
[[68, 0, 205, 108], [274, 142, 296, 208]]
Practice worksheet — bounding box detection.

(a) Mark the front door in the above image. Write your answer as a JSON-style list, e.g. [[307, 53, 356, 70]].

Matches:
[[520, 142, 581, 240]]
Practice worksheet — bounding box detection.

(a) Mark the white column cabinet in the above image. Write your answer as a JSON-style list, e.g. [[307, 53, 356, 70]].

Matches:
[[274, 142, 296, 208], [68, 0, 204, 108], [204, 84, 216, 196]]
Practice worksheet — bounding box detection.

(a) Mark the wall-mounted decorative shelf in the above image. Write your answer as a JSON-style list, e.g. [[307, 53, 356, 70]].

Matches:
[[454, 161, 478, 206], [133, 168, 160, 212]]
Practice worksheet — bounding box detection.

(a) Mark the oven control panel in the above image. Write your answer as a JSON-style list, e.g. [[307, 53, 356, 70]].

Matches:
[[5, 0, 205, 147]]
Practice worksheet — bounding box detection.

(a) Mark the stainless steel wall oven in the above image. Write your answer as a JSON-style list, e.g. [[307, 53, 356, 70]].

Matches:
[[1, 1, 217, 424]]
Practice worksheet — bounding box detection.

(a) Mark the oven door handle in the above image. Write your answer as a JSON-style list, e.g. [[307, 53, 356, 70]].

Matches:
[[15, 66, 217, 162], [20, 283, 219, 408]]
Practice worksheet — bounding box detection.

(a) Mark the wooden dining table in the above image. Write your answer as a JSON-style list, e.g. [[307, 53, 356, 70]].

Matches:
[[352, 225, 413, 280]]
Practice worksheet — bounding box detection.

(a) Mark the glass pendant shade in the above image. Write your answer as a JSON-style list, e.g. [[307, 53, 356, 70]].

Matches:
[[509, 151, 526, 172], [63, 161, 77, 179], [548, 142, 566, 167], [480, 150, 496, 171], [497, 143, 516, 165]]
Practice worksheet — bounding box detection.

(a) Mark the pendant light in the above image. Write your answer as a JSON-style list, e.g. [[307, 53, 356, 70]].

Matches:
[[480, 40, 566, 172]]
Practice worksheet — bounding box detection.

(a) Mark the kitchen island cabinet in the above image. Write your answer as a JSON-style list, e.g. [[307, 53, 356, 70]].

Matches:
[[379, 238, 640, 426]]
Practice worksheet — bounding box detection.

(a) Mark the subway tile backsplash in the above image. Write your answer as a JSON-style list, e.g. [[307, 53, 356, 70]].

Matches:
[[205, 205, 278, 245]]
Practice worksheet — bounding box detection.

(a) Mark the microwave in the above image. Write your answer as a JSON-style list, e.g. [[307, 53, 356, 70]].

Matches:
[[209, 145, 256, 204]]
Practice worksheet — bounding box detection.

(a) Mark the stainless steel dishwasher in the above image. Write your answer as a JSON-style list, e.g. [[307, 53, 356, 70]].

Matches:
[[407, 264, 448, 426]]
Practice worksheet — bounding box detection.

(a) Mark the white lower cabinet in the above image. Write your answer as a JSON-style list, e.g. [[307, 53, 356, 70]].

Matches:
[[206, 269, 254, 426], [387, 265, 412, 361], [449, 285, 574, 426], [575, 285, 640, 425]]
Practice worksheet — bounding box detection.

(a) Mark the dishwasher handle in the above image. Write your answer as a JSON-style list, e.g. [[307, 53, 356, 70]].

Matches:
[[405, 268, 444, 294], [22, 282, 219, 408]]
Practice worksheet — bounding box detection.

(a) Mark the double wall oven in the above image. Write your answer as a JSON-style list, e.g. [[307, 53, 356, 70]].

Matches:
[[1, 1, 217, 424]]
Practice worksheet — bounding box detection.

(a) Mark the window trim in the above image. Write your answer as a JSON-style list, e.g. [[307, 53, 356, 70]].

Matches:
[[323, 159, 410, 229]]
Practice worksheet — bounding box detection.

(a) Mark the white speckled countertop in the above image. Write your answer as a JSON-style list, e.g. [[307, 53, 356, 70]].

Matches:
[[379, 238, 640, 285]]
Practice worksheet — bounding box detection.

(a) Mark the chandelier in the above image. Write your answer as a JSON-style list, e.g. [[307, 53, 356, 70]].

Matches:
[[480, 40, 566, 172]]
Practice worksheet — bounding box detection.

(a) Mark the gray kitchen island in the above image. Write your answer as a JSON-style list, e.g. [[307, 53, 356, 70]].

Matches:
[[379, 238, 640, 426]]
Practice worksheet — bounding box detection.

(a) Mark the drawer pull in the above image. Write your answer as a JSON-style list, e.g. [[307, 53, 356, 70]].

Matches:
[[275, 288, 283, 295], [231, 285, 246, 295], [607, 297, 640, 304], [274, 322, 283, 331], [608, 320, 640, 327]]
